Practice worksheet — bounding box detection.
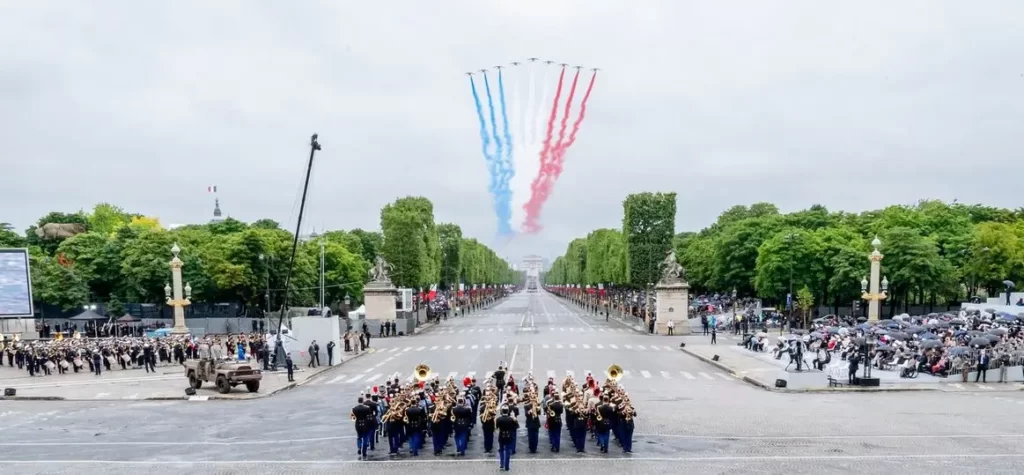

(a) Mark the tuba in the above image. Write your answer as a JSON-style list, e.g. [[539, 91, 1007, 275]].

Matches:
[[606, 364, 623, 383], [414, 363, 431, 382]]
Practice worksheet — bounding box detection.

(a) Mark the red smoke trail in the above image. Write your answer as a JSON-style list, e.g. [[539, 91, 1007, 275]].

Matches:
[[522, 71, 596, 233], [522, 67, 566, 233]]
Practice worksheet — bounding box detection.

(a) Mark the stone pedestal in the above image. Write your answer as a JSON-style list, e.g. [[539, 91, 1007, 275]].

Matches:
[[363, 281, 398, 323], [655, 281, 690, 335]]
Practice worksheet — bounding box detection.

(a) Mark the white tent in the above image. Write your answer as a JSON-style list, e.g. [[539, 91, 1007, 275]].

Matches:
[[348, 305, 366, 319]]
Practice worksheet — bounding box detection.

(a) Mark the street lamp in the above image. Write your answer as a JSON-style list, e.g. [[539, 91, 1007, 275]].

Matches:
[[258, 253, 271, 314], [860, 236, 888, 322]]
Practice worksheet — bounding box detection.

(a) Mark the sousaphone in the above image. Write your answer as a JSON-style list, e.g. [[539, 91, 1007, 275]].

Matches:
[[606, 364, 623, 382], [414, 363, 431, 382]]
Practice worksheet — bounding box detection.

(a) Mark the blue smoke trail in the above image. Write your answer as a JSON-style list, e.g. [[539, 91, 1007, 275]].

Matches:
[[483, 73, 511, 235], [497, 69, 515, 235], [470, 77, 501, 225]]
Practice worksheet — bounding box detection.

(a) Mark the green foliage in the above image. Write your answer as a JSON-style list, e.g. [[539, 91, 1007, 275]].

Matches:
[[546, 198, 1024, 315], [88, 203, 131, 236], [437, 223, 463, 289], [585, 229, 626, 285], [250, 219, 281, 230], [622, 192, 677, 287]]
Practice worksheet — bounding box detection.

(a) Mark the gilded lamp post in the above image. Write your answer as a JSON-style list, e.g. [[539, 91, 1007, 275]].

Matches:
[[861, 236, 889, 323], [165, 242, 192, 335]]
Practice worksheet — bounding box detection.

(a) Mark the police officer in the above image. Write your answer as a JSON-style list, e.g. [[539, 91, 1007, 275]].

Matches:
[[495, 405, 519, 471], [545, 393, 563, 452], [405, 398, 427, 456], [351, 397, 373, 459], [452, 397, 474, 456]]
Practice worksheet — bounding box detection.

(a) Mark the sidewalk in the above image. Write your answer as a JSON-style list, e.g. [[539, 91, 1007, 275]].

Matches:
[[0, 350, 371, 401], [679, 336, 959, 393]]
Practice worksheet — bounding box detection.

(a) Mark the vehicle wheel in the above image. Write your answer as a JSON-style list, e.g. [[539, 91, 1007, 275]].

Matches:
[[189, 373, 202, 390], [216, 375, 231, 394], [246, 381, 260, 393]]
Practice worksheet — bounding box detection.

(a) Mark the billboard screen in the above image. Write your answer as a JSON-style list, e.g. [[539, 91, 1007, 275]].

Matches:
[[0, 249, 34, 318]]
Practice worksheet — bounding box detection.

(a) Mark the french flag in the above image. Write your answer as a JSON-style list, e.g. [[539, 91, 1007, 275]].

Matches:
[[207, 185, 217, 193]]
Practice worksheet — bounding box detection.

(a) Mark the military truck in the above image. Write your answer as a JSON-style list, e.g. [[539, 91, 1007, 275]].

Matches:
[[185, 359, 263, 394]]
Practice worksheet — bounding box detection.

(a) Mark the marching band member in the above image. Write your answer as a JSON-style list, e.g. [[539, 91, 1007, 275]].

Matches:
[[595, 394, 615, 452], [351, 396, 374, 459], [495, 405, 518, 471], [545, 391, 564, 452], [452, 396, 474, 456]]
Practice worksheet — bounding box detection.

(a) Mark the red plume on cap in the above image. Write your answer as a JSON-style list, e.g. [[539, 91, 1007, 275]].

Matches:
[[372, 386, 379, 394], [463, 376, 471, 387], [418, 381, 425, 388]]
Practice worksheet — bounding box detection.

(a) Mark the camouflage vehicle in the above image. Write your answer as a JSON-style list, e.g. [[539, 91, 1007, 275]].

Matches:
[[185, 359, 263, 394]]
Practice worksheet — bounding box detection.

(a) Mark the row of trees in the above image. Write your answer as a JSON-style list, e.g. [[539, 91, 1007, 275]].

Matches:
[[0, 197, 518, 315], [544, 196, 1024, 315]]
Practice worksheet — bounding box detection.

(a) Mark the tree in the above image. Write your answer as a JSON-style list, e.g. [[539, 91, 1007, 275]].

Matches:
[[129, 215, 162, 232], [963, 222, 1024, 296], [32, 256, 90, 311], [711, 216, 782, 294], [754, 229, 823, 301], [795, 285, 815, 327], [381, 202, 428, 289], [350, 229, 383, 266], [88, 203, 130, 236], [437, 224, 463, 290], [622, 192, 677, 287], [250, 219, 281, 230], [585, 229, 626, 285]]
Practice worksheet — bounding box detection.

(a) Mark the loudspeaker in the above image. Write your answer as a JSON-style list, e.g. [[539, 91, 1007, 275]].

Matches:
[[185, 387, 196, 396], [4, 388, 15, 397], [712, 355, 719, 361], [775, 379, 787, 388], [678, 342, 686, 348], [855, 377, 880, 387]]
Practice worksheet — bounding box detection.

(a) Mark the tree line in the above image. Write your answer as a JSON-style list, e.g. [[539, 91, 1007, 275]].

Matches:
[[543, 195, 1024, 316], [0, 197, 518, 315]]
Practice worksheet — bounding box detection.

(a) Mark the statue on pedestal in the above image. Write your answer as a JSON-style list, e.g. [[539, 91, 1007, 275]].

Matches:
[[658, 250, 685, 285], [369, 255, 392, 284]]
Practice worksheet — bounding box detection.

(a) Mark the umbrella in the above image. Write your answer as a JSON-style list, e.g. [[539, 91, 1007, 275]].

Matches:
[[928, 313, 939, 318], [873, 328, 889, 335], [935, 321, 951, 329], [877, 344, 892, 351], [969, 337, 991, 347], [920, 340, 942, 349], [69, 309, 107, 321], [918, 332, 939, 340], [857, 316, 868, 323], [948, 347, 972, 356], [809, 331, 823, 340], [987, 328, 1009, 336], [950, 318, 966, 325], [906, 326, 925, 334], [856, 323, 872, 331]]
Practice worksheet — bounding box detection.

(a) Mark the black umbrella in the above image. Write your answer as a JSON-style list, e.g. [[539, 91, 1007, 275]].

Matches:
[[920, 340, 942, 349], [969, 336, 990, 347]]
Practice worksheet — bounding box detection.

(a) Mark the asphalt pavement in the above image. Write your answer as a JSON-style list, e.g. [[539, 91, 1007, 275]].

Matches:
[[2, 291, 1024, 474]]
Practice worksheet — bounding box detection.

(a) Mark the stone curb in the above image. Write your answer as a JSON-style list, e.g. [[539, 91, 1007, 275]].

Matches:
[[679, 346, 940, 394], [0, 352, 374, 403]]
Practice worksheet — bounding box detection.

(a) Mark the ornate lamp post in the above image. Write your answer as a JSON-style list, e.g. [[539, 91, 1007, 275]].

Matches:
[[165, 242, 192, 335], [861, 236, 889, 322]]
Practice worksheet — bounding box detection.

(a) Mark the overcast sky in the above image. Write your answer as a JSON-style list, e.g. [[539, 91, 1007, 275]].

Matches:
[[2, 1, 1022, 262]]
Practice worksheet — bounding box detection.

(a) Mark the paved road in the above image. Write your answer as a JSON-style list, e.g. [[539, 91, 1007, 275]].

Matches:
[[2, 291, 1024, 474]]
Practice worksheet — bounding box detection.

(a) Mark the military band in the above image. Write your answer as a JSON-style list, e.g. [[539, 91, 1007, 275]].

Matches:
[[350, 362, 637, 467]]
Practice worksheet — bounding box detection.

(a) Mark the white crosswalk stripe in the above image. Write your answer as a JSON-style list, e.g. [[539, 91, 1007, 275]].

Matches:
[[499, 344, 506, 349], [485, 345, 492, 349], [610, 344, 618, 349], [569, 344, 577, 349], [430, 346, 438, 351], [582, 344, 590, 349], [596, 344, 604, 349], [681, 371, 695, 380], [556, 344, 564, 349], [444, 345, 452, 350], [640, 370, 652, 379], [447, 371, 458, 380], [698, 372, 715, 380], [316, 366, 740, 386], [466, 371, 476, 379], [471, 345, 478, 349], [637, 345, 647, 350], [660, 371, 672, 379], [365, 373, 383, 383], [543, 344, 550, 349], [347, 374, 365, 383], [328, 374, 348, 384], [458, 345, 465, 350], [415, 346, 426, 351]]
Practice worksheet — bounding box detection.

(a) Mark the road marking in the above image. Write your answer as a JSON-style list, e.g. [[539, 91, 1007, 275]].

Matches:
[[698, 372, 715, 380], [640, 371, 652, 379], [624, 345, 633, 350], [559, 328, 565, 332], [444, 345, 452, 350], [623, 370, 631, 378], [466, 371, 476, 379], [93, 393, 110, 399], [582, 344, 590, 349], [660, 371, 672, 379], [950, 383, 964, 390], [597, 328, 605, 332], [458, 345, 466, 350], [125, 394, 139, 400], [610, 344, 618, 349], [488, 328, 494, 332], [508, 345, 519, 373], [569, 328, 576, 332], [681, 371, 695, 380], [447, 371, 458, 380], [596, 344, 604, 349], [347, 374, 365, 383], [499, 344, 506, 349], [485, 345, 492, 349], [498, 328, 504, 332], [649, 345, 660, 351], [570, 344, 577, 349], [388, 348, 399, 353], [402, 347, 412, 352], [430, 346, 438, 351], [415, 346, 426, 351], [471, 345, 479, 350], [457, 330, 464, 334], [365, 373, 383, 383], [556, 344, 564, 349], [327, 374, 347, 384], [547, 370, 556, 378], [543, 344, 550, 349], [637, 345, 647, 350]]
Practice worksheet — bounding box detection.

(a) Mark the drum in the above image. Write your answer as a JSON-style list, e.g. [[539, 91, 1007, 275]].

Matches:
[[73, 358, 84, 369], [106, 356, 117, 366], [120, 354, 130, 363], [45, 361, 56, 370], [59, 360, 70, 370]]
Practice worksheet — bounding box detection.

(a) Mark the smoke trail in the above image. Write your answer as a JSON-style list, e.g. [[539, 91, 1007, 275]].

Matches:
[[497, 69, 515, 235], [526, 62, 537, 145], [469, 77, 500, 220], [550, 69, 581, 167], [522, 71, 598, 232], [522, 67, 566, 233], [482, 72, 511, 235]]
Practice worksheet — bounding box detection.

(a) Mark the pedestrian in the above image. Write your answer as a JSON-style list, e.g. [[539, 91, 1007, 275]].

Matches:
[[307, 341, 317, 368], [285, 352, 294, 382], [975, 349, 989, 383], [496, 406, 518, 471], [998, 349, 1010, 383], [667, 319, 675, 336], [313, 340, 321, 366], [327, 340, 335, 366], [701, 315, 709, 335], [710, 326, 717, 345], [91, 350, 102, 376]]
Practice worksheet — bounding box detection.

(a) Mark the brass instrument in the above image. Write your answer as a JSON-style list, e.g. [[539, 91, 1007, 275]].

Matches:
[[414, 363, 431, 382], [606, 364, 623, 383]]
